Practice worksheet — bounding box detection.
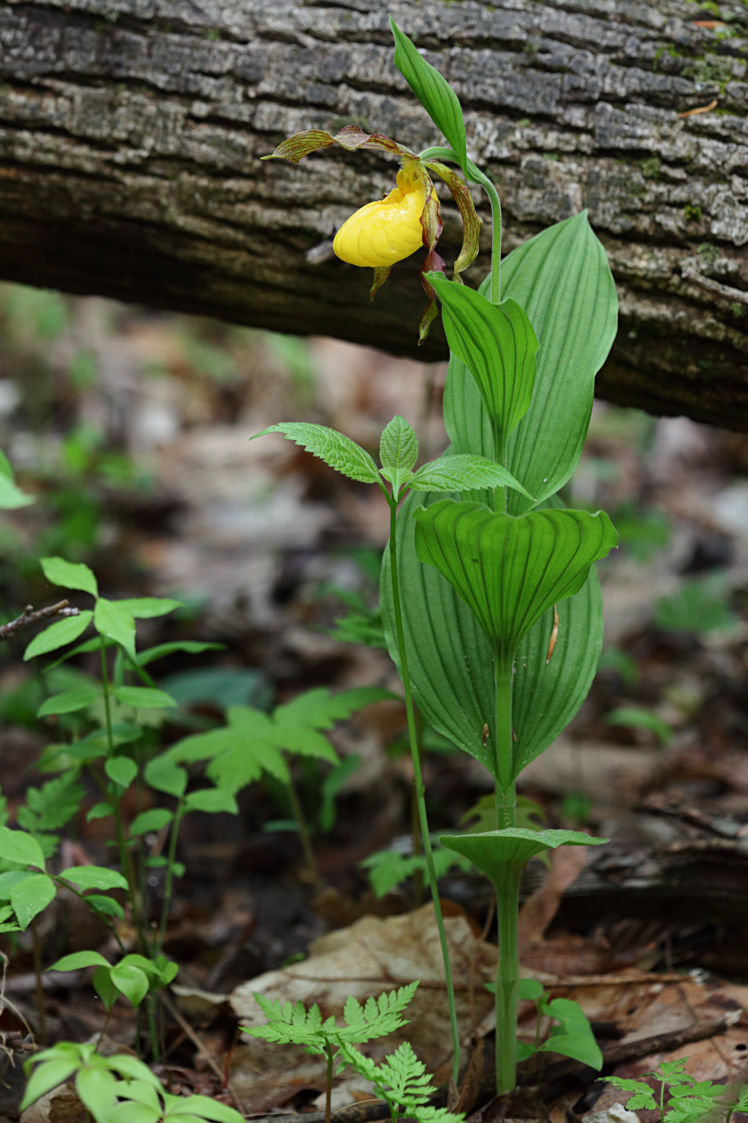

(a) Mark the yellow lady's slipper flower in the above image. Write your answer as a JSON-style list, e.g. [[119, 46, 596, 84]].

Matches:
[[264, 124, 481, 341], [333, 164, 428, 269]]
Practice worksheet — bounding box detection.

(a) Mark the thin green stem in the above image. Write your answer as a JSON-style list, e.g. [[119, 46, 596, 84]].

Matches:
[[417, 145, 502, 305], [156, 800, 185, 955], [467, 162, 502, 305], [286, 771, 323, 889], [494, 867, 521, 1096], [388, 497, 461, 1085], [99, 640, 141, 943], [324, 1045, 334, 1123]]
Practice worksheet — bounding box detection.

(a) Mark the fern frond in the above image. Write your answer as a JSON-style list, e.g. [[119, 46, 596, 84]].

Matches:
[[375, 1041, 434, 1106], [338, 982, 418, 1043]]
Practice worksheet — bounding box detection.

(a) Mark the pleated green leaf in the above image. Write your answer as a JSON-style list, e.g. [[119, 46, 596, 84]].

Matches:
[[390, 18, 468, 172], [381, 492, 607, 780], [429, 276, 538, 450], [444, 212, 618, 510], [413, 500, 617, 672], [439, 828, 607, 887]]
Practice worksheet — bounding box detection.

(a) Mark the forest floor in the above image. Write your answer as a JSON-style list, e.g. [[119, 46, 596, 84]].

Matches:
[[0, 287, 746, 1122]]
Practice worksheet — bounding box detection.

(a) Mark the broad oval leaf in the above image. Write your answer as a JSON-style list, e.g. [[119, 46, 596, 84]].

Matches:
[[144, 755, 188, 797], [38, 687, 100, 717], [41, 556, 98, 597], [390, 17, 468, 172], [429, 276, 538, 451], [0, 826, 46, 870], [58, 866, 128, 892], [94, 598, 136, 659], [9, 873, 56, 928], [413, 500, 617, 670], [105, 756, 137, 789], [444, 212, 618, 511], [381, 491, 607, 780], [49, 950, 111, 972], [110, 962, 149, 1007], [439, 828, 607, 887], [113, 686, 176, 710], [254, 423, 380, 485], [23, 611, 94, 661]]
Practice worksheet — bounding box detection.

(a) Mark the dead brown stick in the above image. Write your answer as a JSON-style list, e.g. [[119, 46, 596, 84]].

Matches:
[[0, 600, 79, 641]]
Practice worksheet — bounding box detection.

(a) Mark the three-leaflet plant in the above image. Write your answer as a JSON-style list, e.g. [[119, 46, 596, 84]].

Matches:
[[262, 14, 618, 1099]]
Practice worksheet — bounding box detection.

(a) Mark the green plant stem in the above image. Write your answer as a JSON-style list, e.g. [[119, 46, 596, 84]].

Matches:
[[156, 801, 185, 955], [324, 1045, 334, 1123], [388, 497, 460, 1085], [494, 668, 515, 824], [99, 640, 141, 942], [494, 866, 521, 1096], [286, 771, 323, 888], [31, 918, 46, 1044], [466, 161, 502, 305]]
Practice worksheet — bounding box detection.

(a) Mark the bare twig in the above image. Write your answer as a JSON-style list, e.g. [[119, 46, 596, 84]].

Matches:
[[0, 600, 79, 641]]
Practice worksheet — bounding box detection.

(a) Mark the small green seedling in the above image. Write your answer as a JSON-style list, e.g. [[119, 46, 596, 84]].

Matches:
[[515, 978, 602, 1071], [603, 1057, 748, 1122], [244, 982, 425, 1123], [49, 950, 178, 1012], [20, 1041, 244, 1122]]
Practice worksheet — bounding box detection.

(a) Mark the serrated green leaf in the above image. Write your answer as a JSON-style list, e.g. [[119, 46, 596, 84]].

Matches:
[[380, 415, 418, 500], [409, 454, 532, 498], [414, 501, 617, 670], [24, 611, 94, 660], [9, 873, 56, 927], [94, 599, 136, 659], [429, 279, 538, 452], [41, 556, 98, 597], [274, 686, 391, 730], [21, 773, 85, 832], [390, 17, 467, 171], [255, 422, 380, 485]]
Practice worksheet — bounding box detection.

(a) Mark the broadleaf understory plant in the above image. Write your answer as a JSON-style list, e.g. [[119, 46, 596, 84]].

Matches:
[[260, 14, 618, 1099]]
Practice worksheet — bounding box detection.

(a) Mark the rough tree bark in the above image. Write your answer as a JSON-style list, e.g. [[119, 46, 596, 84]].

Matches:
[[0, 0, 747, 428]]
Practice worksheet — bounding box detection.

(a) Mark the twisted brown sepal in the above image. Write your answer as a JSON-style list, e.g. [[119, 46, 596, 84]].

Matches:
[[263, 126, 417, 163], [424, 161, 481, 279], [418, 248, 447, 345], [370, 266, 393, 299]]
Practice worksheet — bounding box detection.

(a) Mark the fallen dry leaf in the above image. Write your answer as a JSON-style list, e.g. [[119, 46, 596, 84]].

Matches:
[[229, 904, 497, 1112], [517, 845, 590, 946]]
